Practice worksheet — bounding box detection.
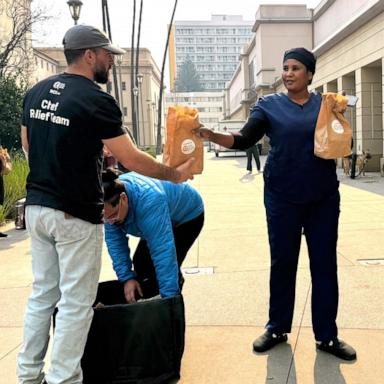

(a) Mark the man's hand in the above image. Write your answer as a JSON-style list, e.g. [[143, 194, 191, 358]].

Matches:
[[124, 279, 143, 303], [193, 127, 214, 141], [173, 157, 195, 183]]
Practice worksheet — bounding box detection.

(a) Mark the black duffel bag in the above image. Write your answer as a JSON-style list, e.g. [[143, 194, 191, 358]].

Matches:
[[81, 280, 185, 384]]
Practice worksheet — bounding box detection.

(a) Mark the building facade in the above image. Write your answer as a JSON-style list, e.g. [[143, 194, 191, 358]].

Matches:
[[168, 15, 253, 92], [33, 48, 58, 84], [224, 5, 313, 121], [224, 0, 384, 172]]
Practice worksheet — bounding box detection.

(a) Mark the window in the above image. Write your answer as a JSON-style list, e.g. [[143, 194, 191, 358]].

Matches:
[[122, 82, 126, 91], [123, 107, 127, 116]]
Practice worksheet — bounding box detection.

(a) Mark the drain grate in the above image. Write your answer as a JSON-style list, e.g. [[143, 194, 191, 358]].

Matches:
[[357, 259, 384, 266], [181, 267, 214, 275]]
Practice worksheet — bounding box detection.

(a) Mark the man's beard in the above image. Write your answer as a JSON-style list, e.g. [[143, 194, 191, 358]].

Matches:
[[94, 66, 109, 84]]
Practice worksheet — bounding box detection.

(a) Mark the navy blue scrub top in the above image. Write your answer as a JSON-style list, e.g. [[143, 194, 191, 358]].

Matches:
[[234, 92, 339, 203]]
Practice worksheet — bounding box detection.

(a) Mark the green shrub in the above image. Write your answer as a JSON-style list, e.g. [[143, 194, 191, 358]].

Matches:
[[0, 152, 28, 225], [0, 75, 26, 151]]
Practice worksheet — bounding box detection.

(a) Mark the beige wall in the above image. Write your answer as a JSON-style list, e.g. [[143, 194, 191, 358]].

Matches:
[[258, 23, 312, 85], [228, 65, 244, 118], [33, 49, 58, 84], [312, 12, 384, 87], [313, 0, 381, 48]]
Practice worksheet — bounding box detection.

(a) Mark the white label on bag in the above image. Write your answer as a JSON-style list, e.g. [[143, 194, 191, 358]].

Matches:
[[181, 139, 195, 154], [331, 120, 344, 134]]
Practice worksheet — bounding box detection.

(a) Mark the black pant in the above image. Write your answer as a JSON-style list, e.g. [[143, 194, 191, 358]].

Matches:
[[246, 145, 260, 172], [132, 212, 204, 298], [264, 189, 339, 341]]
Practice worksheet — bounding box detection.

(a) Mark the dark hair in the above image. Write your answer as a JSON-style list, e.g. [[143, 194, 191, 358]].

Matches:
[[64, 47, 99, 65], [102, 169, 125, 204], [64, 48, 87, 65]]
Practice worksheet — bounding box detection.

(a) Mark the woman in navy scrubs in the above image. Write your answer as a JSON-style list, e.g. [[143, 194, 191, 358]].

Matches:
[[196, 48, 356, 361]]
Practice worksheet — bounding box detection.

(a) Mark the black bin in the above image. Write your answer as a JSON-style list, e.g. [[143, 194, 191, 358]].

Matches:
[[81, 280, 185, 384]]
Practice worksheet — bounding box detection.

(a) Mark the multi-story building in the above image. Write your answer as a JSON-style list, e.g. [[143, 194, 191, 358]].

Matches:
[[224, 1, 384, 172], [164, 91, 224, 131], [168, 15, 253, 92], [33, 48, 58, 84]]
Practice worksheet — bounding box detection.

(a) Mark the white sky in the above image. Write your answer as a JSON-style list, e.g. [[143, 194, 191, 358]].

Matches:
[[32, 0, 321, 83]]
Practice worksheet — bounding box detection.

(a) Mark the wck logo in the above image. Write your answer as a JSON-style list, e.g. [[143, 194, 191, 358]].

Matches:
[[50, 81, 66, 95], [53, 82, 66, 90]]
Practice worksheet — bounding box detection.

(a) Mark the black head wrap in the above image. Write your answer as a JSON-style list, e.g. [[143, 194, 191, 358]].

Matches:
[[283, 47, 316, 74]]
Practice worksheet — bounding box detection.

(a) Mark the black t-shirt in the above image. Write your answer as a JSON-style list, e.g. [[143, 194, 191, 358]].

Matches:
[[22, 73, 125, 223]]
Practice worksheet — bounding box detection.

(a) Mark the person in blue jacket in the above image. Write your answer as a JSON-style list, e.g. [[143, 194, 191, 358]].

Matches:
[[195, 48, 356, 361], [102, 169, 204, 302]]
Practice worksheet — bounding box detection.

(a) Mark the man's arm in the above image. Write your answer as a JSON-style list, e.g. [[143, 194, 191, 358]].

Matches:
[[104, 223, 135, 282], [21, 125, 29, 156], [103, 134, 194, 183]]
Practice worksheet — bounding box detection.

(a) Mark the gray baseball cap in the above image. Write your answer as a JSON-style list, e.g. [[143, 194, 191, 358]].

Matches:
[[62, 24, 125, 55]]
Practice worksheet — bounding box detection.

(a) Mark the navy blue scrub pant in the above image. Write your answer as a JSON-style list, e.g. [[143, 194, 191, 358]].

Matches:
[[264, 189, 340, 342]]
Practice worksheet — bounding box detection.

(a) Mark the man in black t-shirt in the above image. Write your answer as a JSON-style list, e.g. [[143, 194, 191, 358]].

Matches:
[[17, 25, 194, 384]]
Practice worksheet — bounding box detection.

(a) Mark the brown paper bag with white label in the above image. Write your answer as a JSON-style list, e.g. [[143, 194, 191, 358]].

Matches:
[[163, 106, 203, 174], [314, 93, 352, 159]]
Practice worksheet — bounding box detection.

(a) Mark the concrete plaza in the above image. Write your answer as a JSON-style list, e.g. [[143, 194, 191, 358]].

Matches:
[[1, 150, 383, 383]]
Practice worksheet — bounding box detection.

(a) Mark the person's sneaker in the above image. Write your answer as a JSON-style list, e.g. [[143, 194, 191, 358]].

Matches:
[[253, 330, 288, 352], [316, 338, 357, 361], [0, 232, 8, 238]]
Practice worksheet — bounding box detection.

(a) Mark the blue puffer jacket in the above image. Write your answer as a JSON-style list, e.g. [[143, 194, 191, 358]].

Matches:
[[104, 172, 204, 298]]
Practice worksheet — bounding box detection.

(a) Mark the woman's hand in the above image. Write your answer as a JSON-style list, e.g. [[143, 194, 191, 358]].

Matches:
[[193, 126, 214, 141], [124, 279, 143, 303]]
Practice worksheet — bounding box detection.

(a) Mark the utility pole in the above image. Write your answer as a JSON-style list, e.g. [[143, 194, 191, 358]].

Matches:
[[101, 0, 121, 108]]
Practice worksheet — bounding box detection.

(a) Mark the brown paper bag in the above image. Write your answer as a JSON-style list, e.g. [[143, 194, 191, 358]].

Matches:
[[314, 93, 352, 159], [0, 147, 12, 175], [163, 106, 203, 174]]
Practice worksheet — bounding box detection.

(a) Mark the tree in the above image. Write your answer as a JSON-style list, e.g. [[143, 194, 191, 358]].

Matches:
[[0, 0, 49, 80], [0, 74, 26, 151], [174, 57, 203, 92]]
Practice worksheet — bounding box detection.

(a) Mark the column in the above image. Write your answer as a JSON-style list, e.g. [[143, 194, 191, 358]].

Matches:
[[356, 66, 382, 170]]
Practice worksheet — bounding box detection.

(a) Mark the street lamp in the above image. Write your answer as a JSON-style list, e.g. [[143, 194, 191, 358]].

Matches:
[[137, 74, 145, 146], [67, 0, 83, 25], [132, 86, 140, 146], [150, 101, 157, 146], [116, 55, 124, 111]]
